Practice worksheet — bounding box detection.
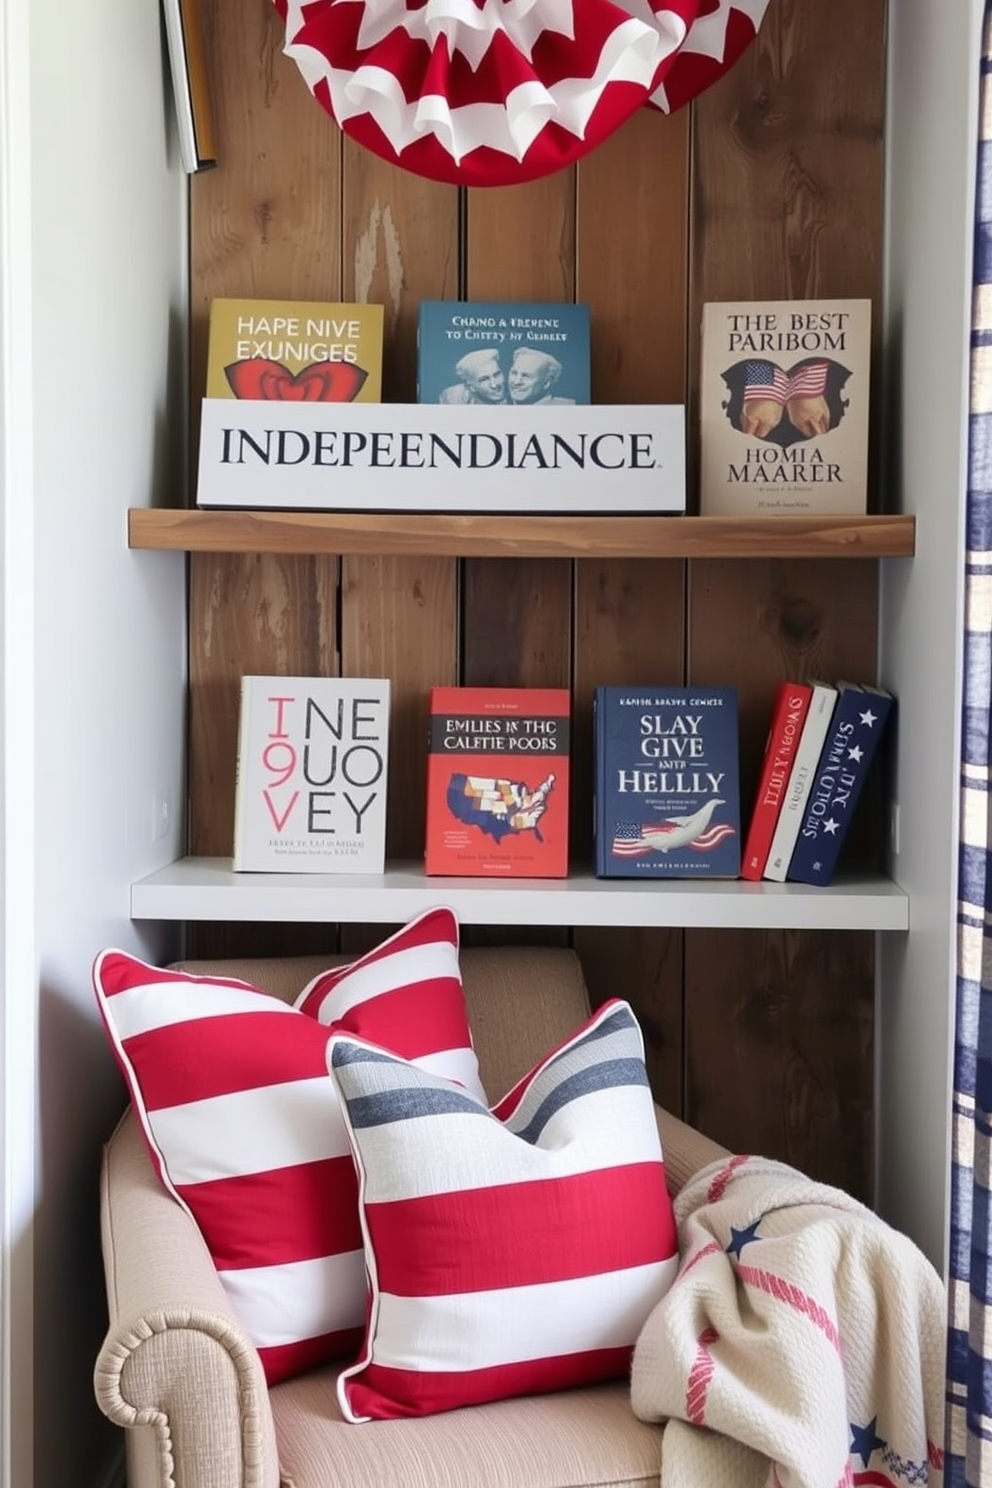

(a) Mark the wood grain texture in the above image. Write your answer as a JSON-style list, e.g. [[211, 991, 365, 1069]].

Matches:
[[340, 146, 460, 910], [186, 551, 340, 958], [187, 0, 346, 957], [340, 555, 456, 858], [462, 173, 577, 698], [685, 927, 874, 1198], [459, 174, 577, 948], [687, 0, 887, 510], [177, 0, 893, 1185], [572, 106, 691, 1113], [130, 508, 916, 558], [685, 0, 886, 1192], [188, 0, 344, 433]]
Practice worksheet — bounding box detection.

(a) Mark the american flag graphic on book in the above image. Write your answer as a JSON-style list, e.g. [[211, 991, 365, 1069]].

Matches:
[[612, 815, 738, 857], [743, 359, 829, 404]]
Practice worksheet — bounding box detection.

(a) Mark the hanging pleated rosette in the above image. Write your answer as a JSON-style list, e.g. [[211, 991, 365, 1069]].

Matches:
[[273, 0, 771, 187], [642, 0, 770, 115]]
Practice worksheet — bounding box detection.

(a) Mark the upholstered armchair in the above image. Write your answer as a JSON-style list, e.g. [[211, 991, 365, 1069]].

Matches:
[[93, 941, 726, 1488]]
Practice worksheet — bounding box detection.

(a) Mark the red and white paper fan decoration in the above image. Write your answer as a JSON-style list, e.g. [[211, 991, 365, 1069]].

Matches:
[[273, 0, 770, 187]]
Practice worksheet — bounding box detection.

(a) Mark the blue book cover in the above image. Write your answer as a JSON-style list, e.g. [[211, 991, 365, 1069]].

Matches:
[[417, 301, 591, 406], [786, 682, 895, 887], [593, 686, 741, 878]]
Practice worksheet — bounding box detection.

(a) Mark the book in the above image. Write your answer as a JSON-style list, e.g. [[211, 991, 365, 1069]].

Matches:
[[417, 301, 591, 406], [593, 686, 741, 879], [161, 0, 217, 173], [699, 298, 872, 516], [763, 681, 839, 882], [205, 298, 384, 403], [785, 682, 895, 887], [233, 676, 390, 873], [424, 687, 571, 878], [739, 680, 813, 880]]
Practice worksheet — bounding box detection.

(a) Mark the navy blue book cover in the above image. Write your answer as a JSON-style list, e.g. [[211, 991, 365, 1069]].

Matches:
[[593, 686, 741, 878], [417, 301, 591, 406], [786, 683, 895, 887]]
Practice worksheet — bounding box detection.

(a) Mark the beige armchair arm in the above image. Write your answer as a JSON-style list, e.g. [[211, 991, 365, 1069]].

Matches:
[[655, 1104, 729, 1194], [94, 1110, 281, 1488]]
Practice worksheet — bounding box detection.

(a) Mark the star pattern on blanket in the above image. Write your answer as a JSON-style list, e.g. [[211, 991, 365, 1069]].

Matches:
[[850, 1415, 886, 1466], [630, 1155, 946, 1488], [725, 1219, 762, 1258]]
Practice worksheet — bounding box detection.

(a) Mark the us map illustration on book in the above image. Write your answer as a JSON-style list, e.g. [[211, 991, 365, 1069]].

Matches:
[[233, 675, 390, 873], [425, 686, 570, 877], [205, 298, 384, 403], [593, 686, 741, 878]]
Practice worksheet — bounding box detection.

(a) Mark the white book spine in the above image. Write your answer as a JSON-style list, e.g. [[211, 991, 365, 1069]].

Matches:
[[762, 683, 838, 882]]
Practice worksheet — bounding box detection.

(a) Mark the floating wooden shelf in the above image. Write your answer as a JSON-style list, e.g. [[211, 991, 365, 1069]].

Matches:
[[131, 857, 910, 932], [128, 509, 916, 560]]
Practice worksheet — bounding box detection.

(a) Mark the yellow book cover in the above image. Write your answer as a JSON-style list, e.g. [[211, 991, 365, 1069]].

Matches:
[[205, 297, 384, 402], [699, 298, 871, 516]]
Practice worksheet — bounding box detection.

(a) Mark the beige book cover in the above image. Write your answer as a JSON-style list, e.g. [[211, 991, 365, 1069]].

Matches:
[[205, 297, 383, 402], [233, 675, 390, 873], [699, 299, 871, 516]]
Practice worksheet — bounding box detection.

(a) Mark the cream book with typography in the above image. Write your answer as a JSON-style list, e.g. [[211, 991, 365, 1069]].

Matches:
[[699, 298, 871, 516]]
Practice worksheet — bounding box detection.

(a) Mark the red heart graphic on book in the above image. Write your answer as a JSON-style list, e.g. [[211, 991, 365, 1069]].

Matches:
[[223, 358, 369, 401]]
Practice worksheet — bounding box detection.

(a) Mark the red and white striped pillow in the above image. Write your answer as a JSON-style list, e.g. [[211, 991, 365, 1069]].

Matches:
[[93, 907, 484, 1386], [327, 998, 679, 1421]]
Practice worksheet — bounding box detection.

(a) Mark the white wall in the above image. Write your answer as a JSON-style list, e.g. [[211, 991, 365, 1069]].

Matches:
[[1, 0, 187, 1483], [877, 0, 981, 1272]]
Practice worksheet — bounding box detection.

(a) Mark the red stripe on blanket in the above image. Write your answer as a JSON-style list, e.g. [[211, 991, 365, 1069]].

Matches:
[[853, 1473, 898, 1486], [736, 1263, 841, 1354], [685, 1326, 719, 1425], [706, 1153, 750, 1203], [679, 1239, 722, 1282]]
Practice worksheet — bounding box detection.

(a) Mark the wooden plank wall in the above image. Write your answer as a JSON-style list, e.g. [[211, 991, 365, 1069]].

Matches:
[[186, 0, 885, 1198]]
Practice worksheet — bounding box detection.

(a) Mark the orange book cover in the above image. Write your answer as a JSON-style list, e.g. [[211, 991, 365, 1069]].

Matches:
[[425, 686, 571, 878]]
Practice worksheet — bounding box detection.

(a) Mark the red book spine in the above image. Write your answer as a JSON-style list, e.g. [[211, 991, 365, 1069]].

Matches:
[[739, 682, 813, 880]]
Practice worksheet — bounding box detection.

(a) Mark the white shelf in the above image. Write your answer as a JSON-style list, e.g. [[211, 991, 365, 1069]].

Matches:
[[131, 857, 910, 932]]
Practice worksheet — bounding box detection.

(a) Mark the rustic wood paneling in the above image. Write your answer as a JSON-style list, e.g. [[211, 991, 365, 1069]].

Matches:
[[463, 176, 577, 697], [187, 0, 346, 956], [186, 551, 340, 957], [685, 0, 886, 1197], [340, 147, 460, 899], [686, 927, 875, 1195], [571, 107, 691, 1111], [180, 0, 892, 1186], [188, 0, 344, 447], [459, 176, 577, 947]]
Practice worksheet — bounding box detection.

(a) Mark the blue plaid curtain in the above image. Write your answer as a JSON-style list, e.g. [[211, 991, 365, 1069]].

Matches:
[[948, 7, 992, 1484]]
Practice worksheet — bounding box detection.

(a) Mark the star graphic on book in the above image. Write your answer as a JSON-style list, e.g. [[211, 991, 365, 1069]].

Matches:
[[859, 707, 879, 727], [726, 1220, 762, 1259], [850, 1416, 886, 1467], [823, 818, 840, 835], [848, 744, 864, 763]]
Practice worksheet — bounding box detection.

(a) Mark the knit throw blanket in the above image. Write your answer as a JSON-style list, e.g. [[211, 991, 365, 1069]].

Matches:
[[630, 1155, 946, 1488]]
